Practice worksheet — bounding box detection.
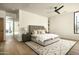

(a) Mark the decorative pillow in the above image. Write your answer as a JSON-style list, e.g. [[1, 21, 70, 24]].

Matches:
[[40, 30, 45, 34], [32, 30, 38, 34], [37, 30, 45, 34], [37, 30, 40, 34], [32, 30, 46, 34]]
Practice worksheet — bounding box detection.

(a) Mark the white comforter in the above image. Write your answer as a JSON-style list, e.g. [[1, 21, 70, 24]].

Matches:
[[32, 33, 59, 42]]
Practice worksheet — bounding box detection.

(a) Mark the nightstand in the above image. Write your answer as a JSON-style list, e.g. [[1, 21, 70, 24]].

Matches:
[[22, 33, 31, 42]]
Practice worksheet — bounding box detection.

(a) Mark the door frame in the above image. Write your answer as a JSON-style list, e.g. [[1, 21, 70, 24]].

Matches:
[[0, 18, 4, 42]]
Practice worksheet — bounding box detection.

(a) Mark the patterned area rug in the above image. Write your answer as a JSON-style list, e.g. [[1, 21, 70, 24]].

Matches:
[[25, 38, 76, 55]]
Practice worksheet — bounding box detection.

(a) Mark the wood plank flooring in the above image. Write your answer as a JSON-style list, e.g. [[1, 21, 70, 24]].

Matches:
[[68, 41, 79, 55], [0, 35, 79, 55], [0, 35, 37, 55]]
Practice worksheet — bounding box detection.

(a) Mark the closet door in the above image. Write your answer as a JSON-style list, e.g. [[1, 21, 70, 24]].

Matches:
[[0, 18, 4, 42]]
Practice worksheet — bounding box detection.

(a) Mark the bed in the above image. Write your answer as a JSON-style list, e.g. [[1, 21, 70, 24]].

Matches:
[[25, 25, 77, 55]]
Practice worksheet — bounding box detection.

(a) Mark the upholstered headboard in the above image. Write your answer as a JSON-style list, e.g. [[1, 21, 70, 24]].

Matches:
[[29, 25, 46, 33]]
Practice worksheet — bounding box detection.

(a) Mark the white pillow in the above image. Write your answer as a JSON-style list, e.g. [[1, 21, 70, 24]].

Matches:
[[37, 30, 45, 34], [40, 30, 45, 34], [32, 30, 46, 34], [32, 30, 38, 34]]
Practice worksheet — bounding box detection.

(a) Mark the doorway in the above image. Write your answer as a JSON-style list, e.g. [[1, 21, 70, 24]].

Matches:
[[6, 16, 14, 38]]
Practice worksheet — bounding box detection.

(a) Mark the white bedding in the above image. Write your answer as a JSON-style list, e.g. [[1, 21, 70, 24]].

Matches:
[[32, 33, 59, 42]]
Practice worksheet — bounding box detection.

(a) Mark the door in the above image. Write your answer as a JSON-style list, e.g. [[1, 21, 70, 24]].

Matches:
[[0, 18, 4, 42]]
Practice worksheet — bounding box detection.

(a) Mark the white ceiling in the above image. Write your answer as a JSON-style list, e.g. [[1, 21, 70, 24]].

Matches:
[[0, 3, 79, 17]]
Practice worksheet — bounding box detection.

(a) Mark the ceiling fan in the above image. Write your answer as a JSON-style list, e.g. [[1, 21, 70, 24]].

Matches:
[[54, 5, 64, 14]]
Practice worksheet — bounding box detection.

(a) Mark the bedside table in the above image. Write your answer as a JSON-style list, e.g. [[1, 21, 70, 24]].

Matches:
[[22, 33, 31, 42]]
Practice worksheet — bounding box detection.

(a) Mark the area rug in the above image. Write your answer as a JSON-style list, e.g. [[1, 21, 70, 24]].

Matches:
[[25, 38, 76, 55]]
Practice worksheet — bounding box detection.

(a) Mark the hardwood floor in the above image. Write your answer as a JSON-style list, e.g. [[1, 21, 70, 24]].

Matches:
[[0, 35, 79, 55], [0, 35, 37, 55], [68, 41, 79, 55]]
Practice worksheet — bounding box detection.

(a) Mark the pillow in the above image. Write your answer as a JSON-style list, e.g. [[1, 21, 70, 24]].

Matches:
[[32, 29, 46, 34], [40, 30, 45, 34], [37, 30, 45, 34], [37, 30, 40, 34], [32, 30, 38, 34]]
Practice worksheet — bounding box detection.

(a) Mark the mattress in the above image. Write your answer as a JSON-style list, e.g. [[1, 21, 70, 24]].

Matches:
[[25, 38, 76, 55]]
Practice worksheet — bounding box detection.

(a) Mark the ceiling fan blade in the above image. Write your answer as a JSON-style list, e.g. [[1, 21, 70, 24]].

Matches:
[[56, 5, 64, 11], [55, 10, 60, 14]]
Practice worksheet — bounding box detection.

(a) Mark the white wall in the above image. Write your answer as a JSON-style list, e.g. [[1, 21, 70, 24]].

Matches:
[[0, 10, 6, 18], [49, 12, 79, 40], [16, 10, 48, 41], [19, 10, 48, 32], [0, 10, 6, 40]]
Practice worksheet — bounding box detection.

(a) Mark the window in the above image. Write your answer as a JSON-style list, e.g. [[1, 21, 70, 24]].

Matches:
[[74, 11, 79, 34]]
